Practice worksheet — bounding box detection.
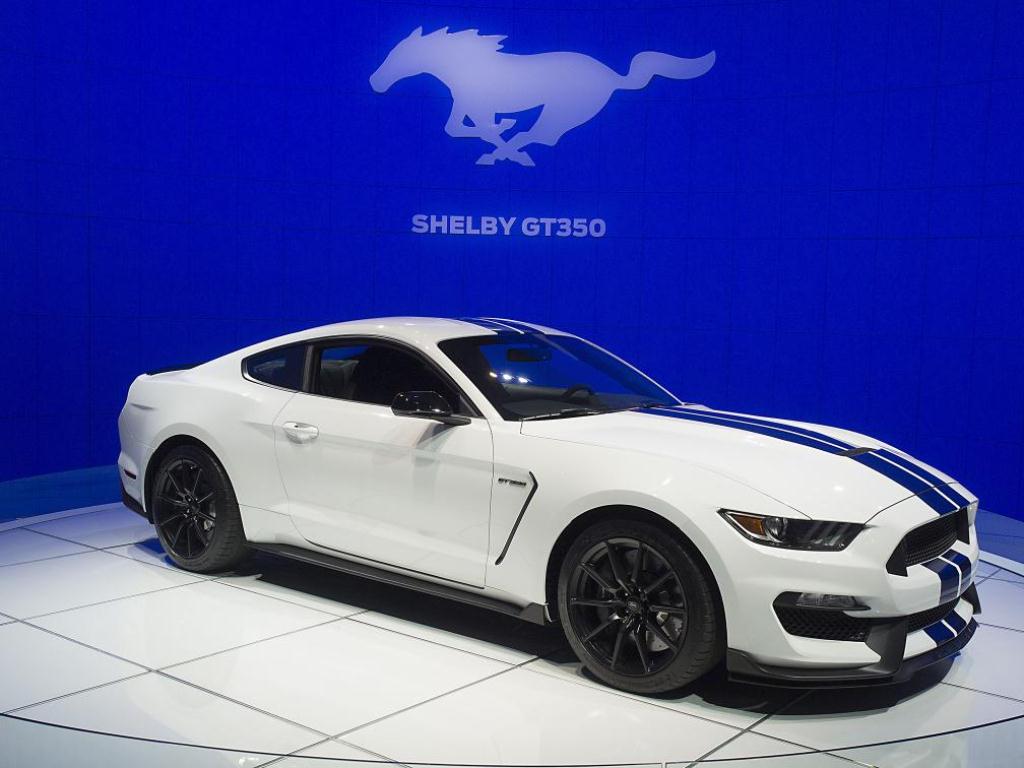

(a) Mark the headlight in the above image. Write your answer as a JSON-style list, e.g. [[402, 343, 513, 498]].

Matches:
[[719, 510, 864, 551], [966, 500, 979, 525]]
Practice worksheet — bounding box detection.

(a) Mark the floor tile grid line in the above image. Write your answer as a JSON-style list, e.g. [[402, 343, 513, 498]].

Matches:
[[15, 522, 222, 583], [254, 735, 404, 768], [0, 504, 124, 533], [159, 654, 541, 758], [747, 677, 1024, 762], [673, 693, 884, 768], [176, 575, 364, 622], [2, 671, 151, 716], [17, 577, 202, 622], [344, 613, 548, 667], [0, 547, 92, 570], [939, 677, 1024, 707], [333, 654, 548, 744], [208, 571, 373, 615], [7, 612, 167, 675], [9, 608, 348, 700], [7, 618, 368, 759], [23, 524, 186, 563], [5, 689, 329, 765], [153, 669, 333, 744], [152, 614, 350, 673], [95, 541, 216, 575], [518, 661, 782, 738], [976, 620, 1024, 635]]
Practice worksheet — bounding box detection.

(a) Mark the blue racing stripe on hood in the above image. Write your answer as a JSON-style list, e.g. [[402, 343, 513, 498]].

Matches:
[[875, 449, 970, 509], [643, 407, 961, 515], [641, 407, 848, 454]]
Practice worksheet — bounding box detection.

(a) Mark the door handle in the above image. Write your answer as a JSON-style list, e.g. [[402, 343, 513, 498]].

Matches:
[[283, 421, 319, 444]]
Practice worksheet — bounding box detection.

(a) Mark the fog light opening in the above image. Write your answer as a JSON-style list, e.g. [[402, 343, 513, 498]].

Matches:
[[794, 592, 865, 611]]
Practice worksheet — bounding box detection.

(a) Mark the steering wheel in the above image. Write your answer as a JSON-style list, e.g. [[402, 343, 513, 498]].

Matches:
[[561, 384, 595, 402]]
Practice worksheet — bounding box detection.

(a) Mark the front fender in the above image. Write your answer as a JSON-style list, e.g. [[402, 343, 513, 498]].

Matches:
[[484, 436, 792, 621]]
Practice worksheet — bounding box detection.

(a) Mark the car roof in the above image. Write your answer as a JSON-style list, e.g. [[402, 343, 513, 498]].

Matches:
[[234, 317, 570, 357]]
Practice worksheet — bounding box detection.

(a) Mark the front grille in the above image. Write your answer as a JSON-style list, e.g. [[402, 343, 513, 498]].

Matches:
[[776, 597, 961, 642], [905, 513, 959, 566], [887, 507, 966, 575], [907, 598, 959, 633]]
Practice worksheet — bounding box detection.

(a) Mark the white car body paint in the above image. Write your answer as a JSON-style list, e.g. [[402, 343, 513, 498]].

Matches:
[[118, 317, 979, 679]]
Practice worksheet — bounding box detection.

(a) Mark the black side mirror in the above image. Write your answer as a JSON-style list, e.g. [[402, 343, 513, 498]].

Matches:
[[391, 391, 470, 426]]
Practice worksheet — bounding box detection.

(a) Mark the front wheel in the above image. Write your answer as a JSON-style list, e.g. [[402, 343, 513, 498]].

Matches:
[[557, 519, 722, 694], [150, 445, 248, 573]]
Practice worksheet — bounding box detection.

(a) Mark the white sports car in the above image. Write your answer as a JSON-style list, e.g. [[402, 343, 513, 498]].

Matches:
[[118, 317, 980, 693]]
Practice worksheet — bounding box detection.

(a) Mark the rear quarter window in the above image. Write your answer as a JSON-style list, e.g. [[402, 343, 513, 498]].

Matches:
[[244, 345, 306, 391]]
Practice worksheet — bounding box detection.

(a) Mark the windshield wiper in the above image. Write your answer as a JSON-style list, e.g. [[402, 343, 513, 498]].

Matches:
[[521, 408, 607, 422]]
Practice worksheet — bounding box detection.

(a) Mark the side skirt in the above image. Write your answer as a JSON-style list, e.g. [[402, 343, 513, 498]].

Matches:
[[249, 542, 549, 625]]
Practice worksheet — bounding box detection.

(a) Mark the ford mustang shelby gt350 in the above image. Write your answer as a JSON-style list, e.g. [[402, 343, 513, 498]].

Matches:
[[119, 317, 980, 693]]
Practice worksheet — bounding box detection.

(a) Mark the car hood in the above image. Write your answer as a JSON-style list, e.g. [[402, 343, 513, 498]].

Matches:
[[520, 406, 961, 523]]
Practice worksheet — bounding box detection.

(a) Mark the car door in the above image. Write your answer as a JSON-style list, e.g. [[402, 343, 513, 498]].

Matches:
[[273, 339, 494, 587]]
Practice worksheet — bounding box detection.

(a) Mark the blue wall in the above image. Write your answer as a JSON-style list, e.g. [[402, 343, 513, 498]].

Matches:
[[2, 1, 1023, 518]]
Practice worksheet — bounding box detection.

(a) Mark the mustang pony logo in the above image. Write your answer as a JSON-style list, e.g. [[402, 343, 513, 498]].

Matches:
[[370, 27, 715, 166]]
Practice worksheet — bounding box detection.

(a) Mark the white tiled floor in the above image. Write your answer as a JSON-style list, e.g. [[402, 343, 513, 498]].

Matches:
[[266, 738, 390, 767], [350, 610, 552, 664], [0, 528, 90, 567], [212, 570, 365, 617], [167, 619, 509, 735], [677, 732, 847, 767], [14, 674, 322, 768], [753, 680, 1024, 750], [27, 506, 155, 548], [0, 550, 201, 619], [0, 623, 143, 712], [344, 666, 739, 765], [975, 578, 1024, 631], [1, 506, 1023, 768], [31, 580, 341, 669], [987, 567, 1024, 583], [523, 653, 800, 729]]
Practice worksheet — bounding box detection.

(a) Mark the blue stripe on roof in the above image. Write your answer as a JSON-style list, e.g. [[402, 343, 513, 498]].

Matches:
[[456, 317, 520, 333], [479, 318, 542, 334]]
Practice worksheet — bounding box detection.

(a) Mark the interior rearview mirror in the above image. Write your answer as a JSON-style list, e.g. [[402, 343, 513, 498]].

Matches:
[[507, 346, 551, 362], [391, 391, 470, 426]]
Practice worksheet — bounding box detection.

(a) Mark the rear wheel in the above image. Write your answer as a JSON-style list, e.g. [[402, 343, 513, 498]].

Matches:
[[557, 518, 722, 694], [150, 445, 248, 573]]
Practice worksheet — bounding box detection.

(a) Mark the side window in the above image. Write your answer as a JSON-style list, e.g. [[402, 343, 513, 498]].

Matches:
[[315, 342, 463, 412], [245, 345, 306, 391]]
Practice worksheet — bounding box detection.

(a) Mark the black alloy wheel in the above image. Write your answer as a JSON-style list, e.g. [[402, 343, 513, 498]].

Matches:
[[154, 457, 217, 559], [150, 445, 248, 573], [558, 519, 722, 693], [568, 538, 689, 676]]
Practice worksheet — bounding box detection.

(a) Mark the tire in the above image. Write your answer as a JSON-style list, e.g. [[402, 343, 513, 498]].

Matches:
[[557, 518, 722, 694], [149, 444, 248, 573]]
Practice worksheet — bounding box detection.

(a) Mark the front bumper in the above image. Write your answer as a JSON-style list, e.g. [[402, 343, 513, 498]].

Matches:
[[726, 583, 980, 687], [715, 491, 980, 683]]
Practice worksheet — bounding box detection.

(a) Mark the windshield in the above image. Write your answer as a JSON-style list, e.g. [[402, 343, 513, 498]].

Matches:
[[438, 334, 679, 420]]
